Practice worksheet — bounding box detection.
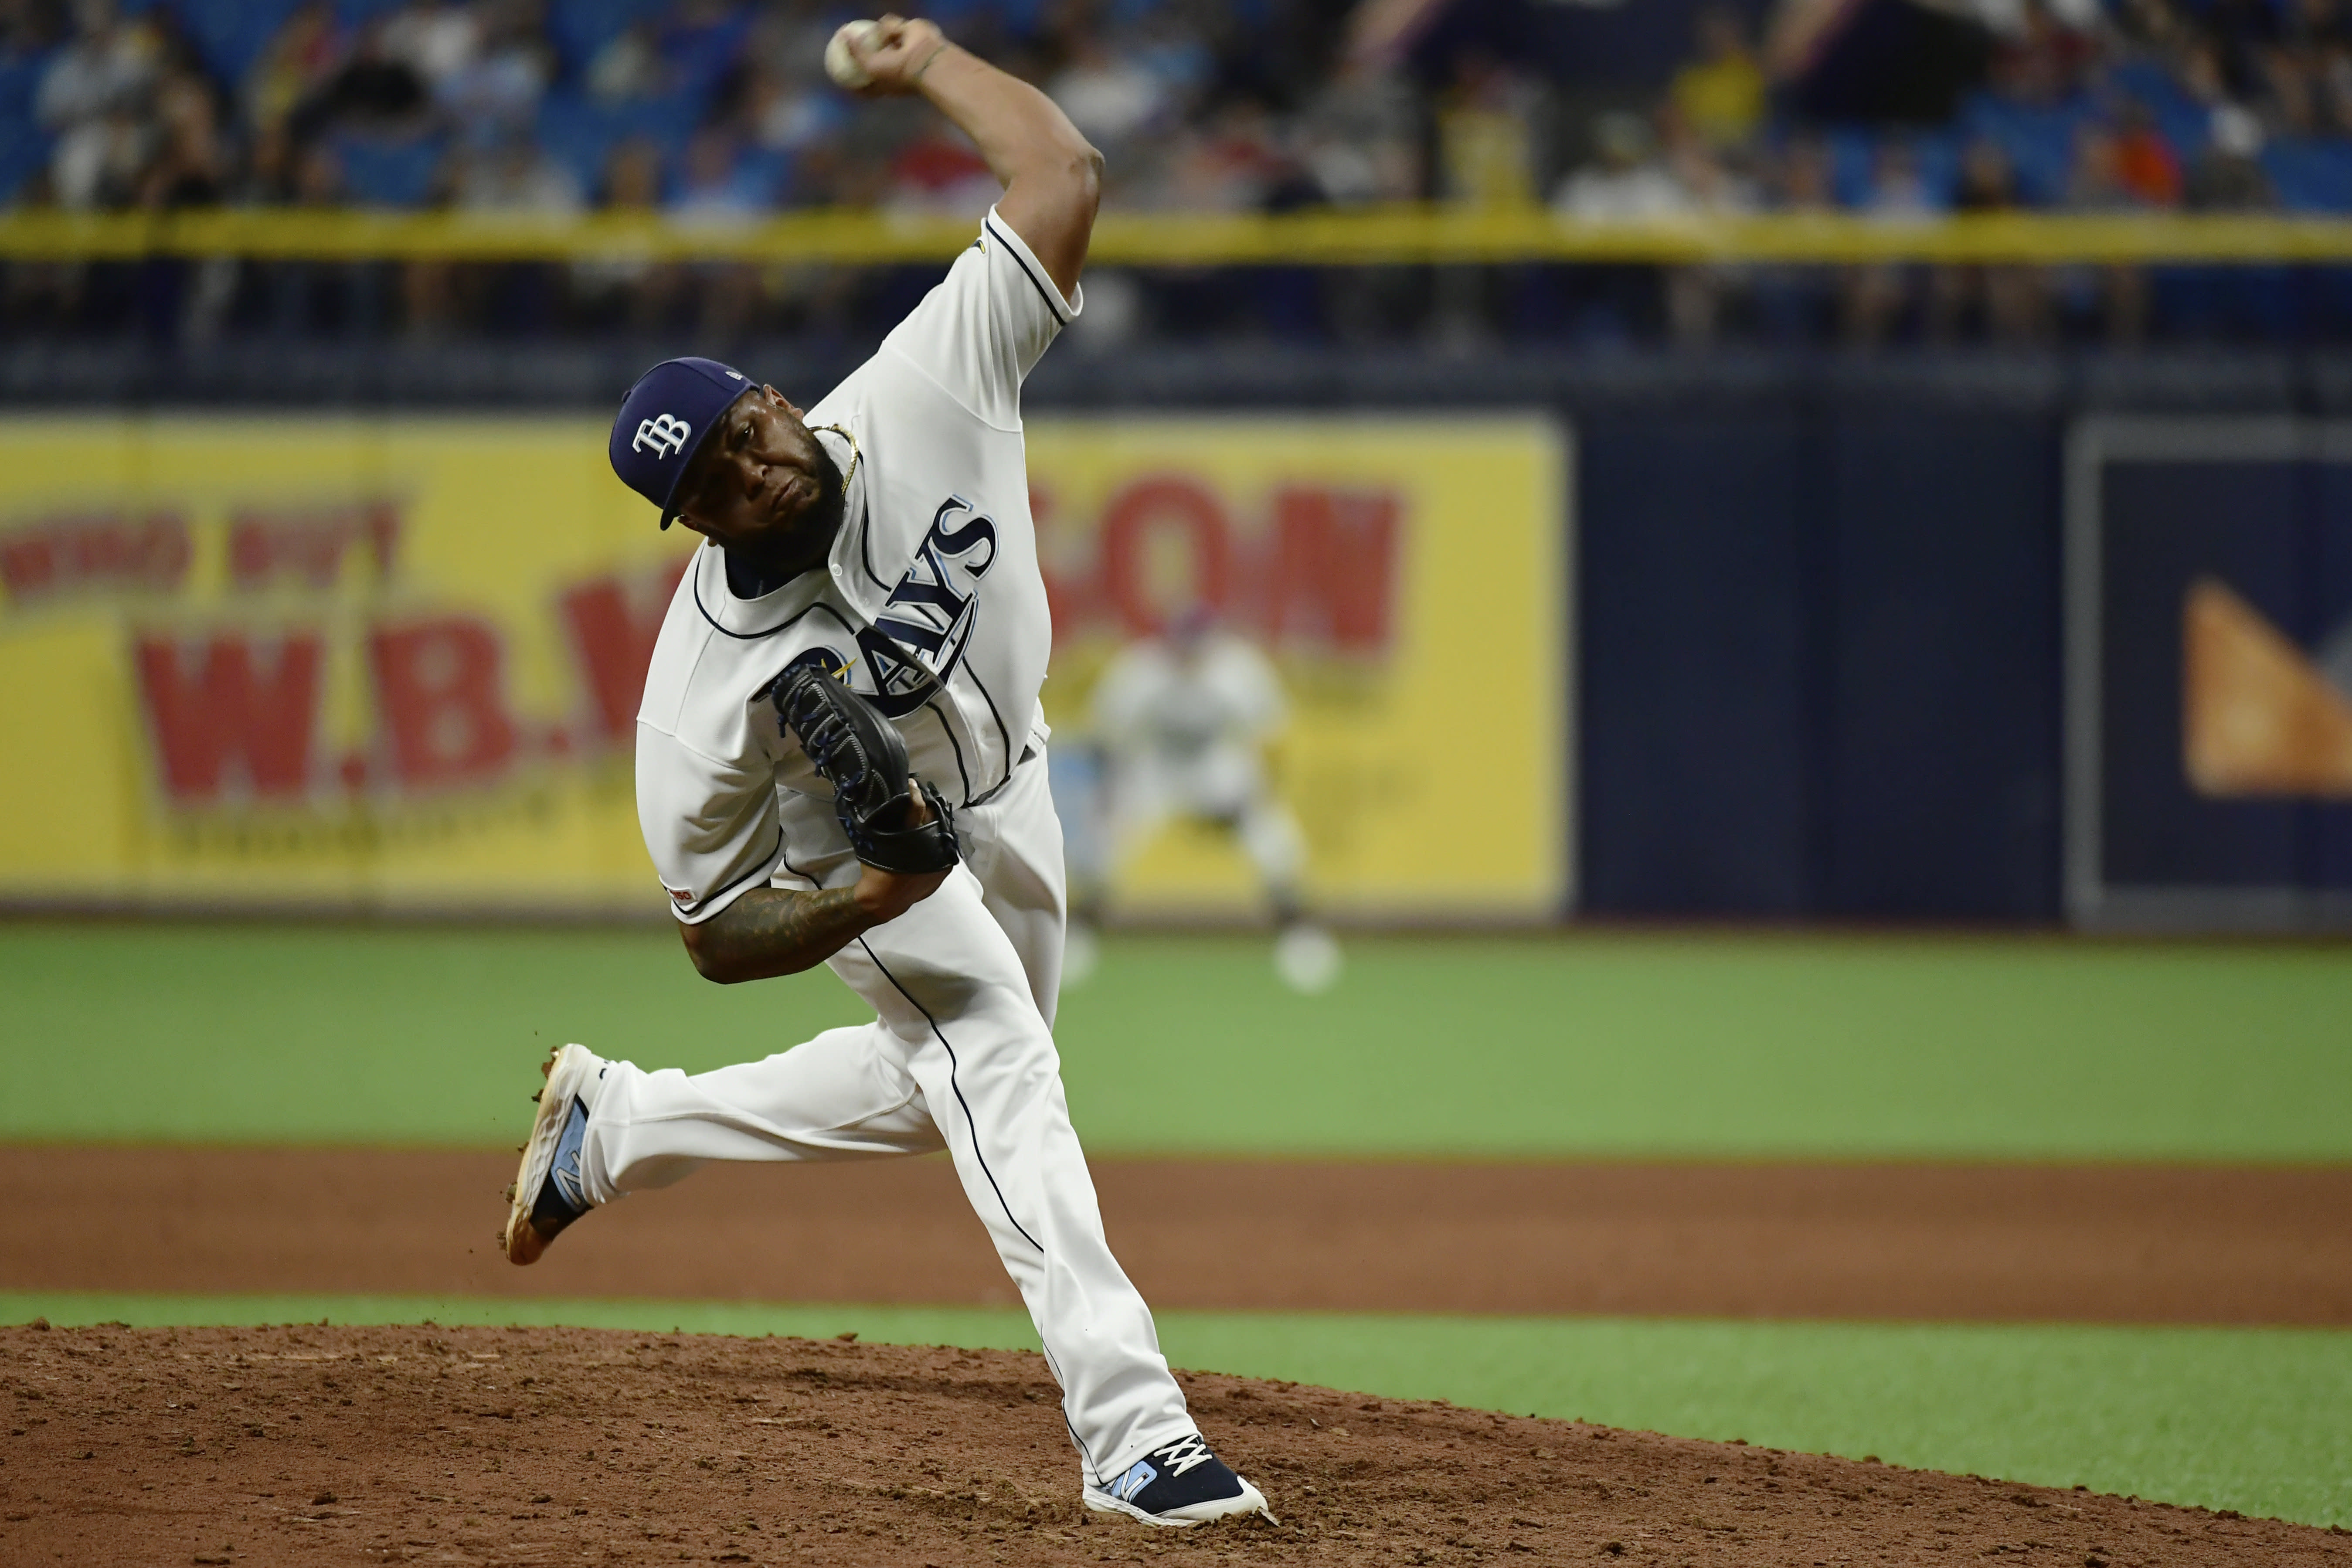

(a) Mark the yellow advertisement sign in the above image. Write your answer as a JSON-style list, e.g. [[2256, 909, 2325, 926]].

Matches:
[[0, 414, 1566, 918]]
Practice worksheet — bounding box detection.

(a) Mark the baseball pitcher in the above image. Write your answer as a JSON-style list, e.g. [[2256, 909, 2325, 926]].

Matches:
[[500, 15, 1271, 1529]]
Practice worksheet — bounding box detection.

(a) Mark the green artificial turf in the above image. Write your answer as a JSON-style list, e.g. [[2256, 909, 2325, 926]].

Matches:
[[6, 1292, 2344, 1530], [2, 922, 2347, 1159]]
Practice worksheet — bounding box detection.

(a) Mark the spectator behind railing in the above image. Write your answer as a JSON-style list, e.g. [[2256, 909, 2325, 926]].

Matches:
[[1929, 138, 2049, 342], [12, 0, 2352, 350], [2067, 120, 2158, 340], [1669, 4, 1765, 153], [36, 0, 165, 210]]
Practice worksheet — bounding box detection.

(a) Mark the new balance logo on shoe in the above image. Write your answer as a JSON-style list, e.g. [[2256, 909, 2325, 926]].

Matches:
[[1108, 1459, 1158, 1501], [548, 1097, 591, 1215]]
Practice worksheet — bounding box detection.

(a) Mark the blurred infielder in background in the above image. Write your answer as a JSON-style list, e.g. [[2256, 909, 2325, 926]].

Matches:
[[499, 15, 1271, 1529], [1069, 609, 1340, 993]]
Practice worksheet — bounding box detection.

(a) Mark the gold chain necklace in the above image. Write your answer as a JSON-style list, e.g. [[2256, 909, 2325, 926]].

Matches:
[[810, 423, 860, 490]]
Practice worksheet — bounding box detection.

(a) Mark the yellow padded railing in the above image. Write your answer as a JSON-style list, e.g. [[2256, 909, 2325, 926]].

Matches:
[[6, 205, 2352, 264]]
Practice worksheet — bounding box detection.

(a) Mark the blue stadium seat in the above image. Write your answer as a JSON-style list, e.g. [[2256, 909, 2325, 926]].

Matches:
[[543, 0, 673, 77], [1911, 130, 1963, 206], [164, 0, 307, 88], [2107, 57, 2211, 159], [734, 144, 791, 207], [0, 54, 50, 204], [332, 0, 412, 28], [1827, 127, 1959, 210], [1959, 91, 2093, 207], [536, 88, 703, 202], [2262, 137, 2352, 211], [333, 130, 448, 206], [1825, 128, 1876, 206], [660, 8, 754, 97]]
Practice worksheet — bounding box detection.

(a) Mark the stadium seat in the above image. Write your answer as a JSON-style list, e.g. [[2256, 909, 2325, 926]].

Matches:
[[331, 0, 412, 27], [1958, 91, 2094, 207], [165, 0, 307, 88], [660, 8, 754, 98], [536, 88, 702, 203], [2261, 137, 2352, 213], [542, 0, 673, 78], [333, 131, 449, 207], [2107, 57, 2212, 160], [0, 56, 49, 205], [1827, 126, 1960, 210]]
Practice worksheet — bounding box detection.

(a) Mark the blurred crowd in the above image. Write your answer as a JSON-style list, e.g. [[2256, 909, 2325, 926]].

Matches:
[[3, 0, 2352, 344]]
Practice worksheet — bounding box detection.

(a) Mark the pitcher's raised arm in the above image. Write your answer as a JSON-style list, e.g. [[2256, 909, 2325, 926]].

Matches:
[[846, 16, 1102, 298]]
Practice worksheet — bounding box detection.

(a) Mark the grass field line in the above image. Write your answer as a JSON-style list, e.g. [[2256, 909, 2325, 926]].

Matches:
[[7, 1291, 2345, 1530]]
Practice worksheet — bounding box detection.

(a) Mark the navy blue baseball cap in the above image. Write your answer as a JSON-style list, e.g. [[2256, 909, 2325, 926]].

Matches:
[[609, 357, 755, 529]]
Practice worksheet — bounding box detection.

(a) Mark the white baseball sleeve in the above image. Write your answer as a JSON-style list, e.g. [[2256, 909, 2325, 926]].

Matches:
[[877, 205, 1081, 428], [635, 724, 789, 925]]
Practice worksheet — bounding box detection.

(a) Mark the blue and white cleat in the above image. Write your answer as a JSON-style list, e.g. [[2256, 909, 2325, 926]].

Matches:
[[503, 1043, 608, 1266], [1084, 1433, 1275, 1527]]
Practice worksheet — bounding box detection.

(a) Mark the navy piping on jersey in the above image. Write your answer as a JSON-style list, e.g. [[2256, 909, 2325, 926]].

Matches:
[[854, 936, 1045, 1255], [690, 545, 820, 642], [774, 838, 824, 895], [962, 661, 1016, 796], [964, 742, 1037, 810], [855, 495, 891, 595], [686, 826, 788, 920], [921, 696, 975, 803], [984, 213, 1071, 324]]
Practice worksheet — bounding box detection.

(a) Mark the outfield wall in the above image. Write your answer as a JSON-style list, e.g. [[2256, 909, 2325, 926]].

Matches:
[[0, 411, 1564, 921], [7, 342, 2352, 926]]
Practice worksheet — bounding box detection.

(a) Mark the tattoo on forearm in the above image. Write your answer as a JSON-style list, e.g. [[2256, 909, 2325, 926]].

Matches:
[[695, 886, 868, 980]]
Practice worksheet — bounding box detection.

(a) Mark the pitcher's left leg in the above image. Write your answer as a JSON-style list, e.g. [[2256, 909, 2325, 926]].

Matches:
[[831, 871, 1196, 1480], [963, 745, 1069, 1026]]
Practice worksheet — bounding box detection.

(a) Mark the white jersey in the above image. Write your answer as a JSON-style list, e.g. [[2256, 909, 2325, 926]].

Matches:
[[1090, 632, 1287, 817], [635, 207, 1079, 923]]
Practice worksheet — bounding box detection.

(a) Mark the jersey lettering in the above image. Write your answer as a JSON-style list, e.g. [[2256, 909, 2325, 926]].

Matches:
[[860, 496, 999, 718]]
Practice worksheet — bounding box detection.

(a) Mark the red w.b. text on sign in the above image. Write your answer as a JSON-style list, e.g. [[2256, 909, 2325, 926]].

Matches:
[[81, 491, 690, 812], [134, 633, 322, 802], [1035, 474, 1403, 655], [125, 588, 682, 812]]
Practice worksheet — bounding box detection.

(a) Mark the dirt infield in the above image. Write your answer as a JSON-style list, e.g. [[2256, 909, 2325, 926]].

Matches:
[[3, 1323, 2343, 1568], [5, 1148, 2349, 1323]]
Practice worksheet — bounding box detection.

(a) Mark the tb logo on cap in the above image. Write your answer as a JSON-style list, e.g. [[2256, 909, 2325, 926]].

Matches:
[[633, 413, 693, 459]]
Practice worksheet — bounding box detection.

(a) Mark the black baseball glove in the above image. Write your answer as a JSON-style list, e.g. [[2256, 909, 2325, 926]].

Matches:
[[770, 665, 961, 875]]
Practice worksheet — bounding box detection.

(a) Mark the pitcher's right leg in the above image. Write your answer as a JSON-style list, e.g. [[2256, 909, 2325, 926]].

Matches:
[[504, 1021, 946, 1265], [581, 1022, 947, 1203]]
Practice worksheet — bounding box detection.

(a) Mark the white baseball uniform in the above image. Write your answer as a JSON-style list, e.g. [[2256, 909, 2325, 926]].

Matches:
[[573, 207, 1199, 1485], [1090, 630, 1305, 889]]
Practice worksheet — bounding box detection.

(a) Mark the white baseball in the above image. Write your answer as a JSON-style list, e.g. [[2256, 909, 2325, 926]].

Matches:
[[825, 20, 880, 88]]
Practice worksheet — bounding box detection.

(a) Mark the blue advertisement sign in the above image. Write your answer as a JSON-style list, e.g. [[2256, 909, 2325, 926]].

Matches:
[[2068, 419, 2352, 928]]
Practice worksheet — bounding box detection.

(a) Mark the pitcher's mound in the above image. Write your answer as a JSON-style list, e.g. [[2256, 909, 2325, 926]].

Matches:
[[0, 1323, 2337, 1565]]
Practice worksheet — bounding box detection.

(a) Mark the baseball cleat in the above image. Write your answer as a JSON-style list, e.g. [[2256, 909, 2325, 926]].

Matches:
[[1083, 1433, 1275, 1527], [503, 1043, 607, 1265]]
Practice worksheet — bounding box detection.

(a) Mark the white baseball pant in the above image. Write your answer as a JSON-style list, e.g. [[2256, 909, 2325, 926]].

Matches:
[[573, 747, 1198, 1484], [1109, 752, 1306, 889]]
